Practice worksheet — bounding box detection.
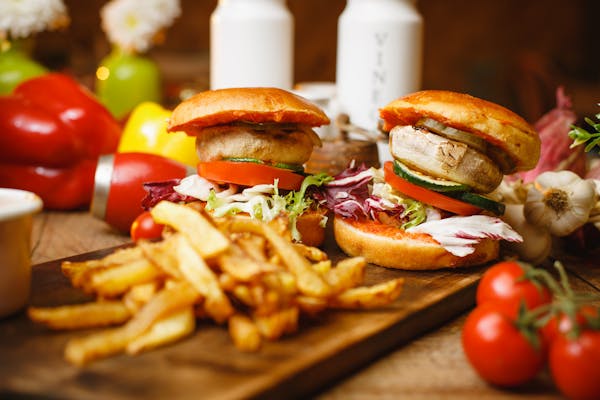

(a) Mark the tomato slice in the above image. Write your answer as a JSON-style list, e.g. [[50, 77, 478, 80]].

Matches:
[[383, 161, 481, 215], [198, 160, 304, 190]]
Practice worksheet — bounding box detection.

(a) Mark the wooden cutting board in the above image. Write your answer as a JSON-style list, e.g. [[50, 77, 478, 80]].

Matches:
[[0, 239, 486, 400]]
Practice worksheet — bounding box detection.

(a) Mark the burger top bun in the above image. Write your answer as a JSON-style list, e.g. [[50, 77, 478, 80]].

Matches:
[[168, 87, 330, 133], [379, 90, 541, 171]]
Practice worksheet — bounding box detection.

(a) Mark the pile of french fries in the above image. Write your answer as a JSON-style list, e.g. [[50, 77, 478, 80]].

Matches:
[[28, 201, 404, 365]]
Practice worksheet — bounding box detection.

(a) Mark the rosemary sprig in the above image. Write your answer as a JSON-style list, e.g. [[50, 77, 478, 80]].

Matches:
[[569, 108, 600, 152]]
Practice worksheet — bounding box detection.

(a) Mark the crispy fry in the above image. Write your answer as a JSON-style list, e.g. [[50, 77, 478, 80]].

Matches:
[[216, 242, 276, 282], [86, 258, 163, 298], [28, 301, 131, 330], [229, 314, 261, 352], [151, 201, 230, 258], [64, 247, 147, 290], [254, 306, 299, 340], [226, 217, 331, 298], [293, 243, 328, 262], [126, 307, 195, 355], [330, 278, 405, 309], [325, 257, 366, 294], [234, 233, 268, 262], [65, 325, 131, 366], [174, 235, 234, 323], [138, 237, 182, 279], [123, 281, 160, 313], [65, 281, 200, 366]]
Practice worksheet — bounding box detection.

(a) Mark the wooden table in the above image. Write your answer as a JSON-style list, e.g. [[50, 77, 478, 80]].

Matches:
[[12, 211, 599, 398]]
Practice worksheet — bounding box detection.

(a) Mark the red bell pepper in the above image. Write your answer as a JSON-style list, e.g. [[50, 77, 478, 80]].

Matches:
[[0, 73, 121, 210]]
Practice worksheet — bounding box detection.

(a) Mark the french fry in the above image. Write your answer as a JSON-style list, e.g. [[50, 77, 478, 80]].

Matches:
[[325, 257, 366, 294], [295, 295, 328, 314], [138, 237, 182, 279], [293, 243, 328, 262], [65, 325, 131, 366], [330, 278, 405, 309], [254, 306, 299, 340], [150, 201, 230, 258], [216, 243, 274, 282], [65, 281, 201, 365], [64, 247, 146, 290], [123, 280, 200, 339], [229, 314, 261, 352], [86, 258, 163, 298], [28, 301, 131, 330], [122, 281, 160, 313], [126, 307, 195, 355], [174, 235, 234, 323], [234, 233, 268, 262], [226, 217, 332, 298]]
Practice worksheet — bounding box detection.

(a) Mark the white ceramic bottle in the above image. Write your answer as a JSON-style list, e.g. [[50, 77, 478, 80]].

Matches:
[[210, 0, 294, 90], [336, 0, 423, 159]]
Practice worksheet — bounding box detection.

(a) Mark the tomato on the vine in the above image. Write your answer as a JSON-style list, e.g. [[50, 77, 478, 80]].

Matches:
[[549, 329, 600, 400], [476, 260, 552, 318], [130, 211, 164, 242], [462, 302, 546, 387], [542, 305, 600, 346]]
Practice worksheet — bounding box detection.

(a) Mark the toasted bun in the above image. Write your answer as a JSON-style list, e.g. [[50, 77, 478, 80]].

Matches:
[[168, 87, 330, 133], [379, 90, 540, 172], [333, 216, 499, 270]]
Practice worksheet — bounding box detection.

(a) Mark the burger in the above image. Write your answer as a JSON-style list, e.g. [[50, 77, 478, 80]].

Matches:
[[143, 87, 332, 246], [323, 90, 541, 269]]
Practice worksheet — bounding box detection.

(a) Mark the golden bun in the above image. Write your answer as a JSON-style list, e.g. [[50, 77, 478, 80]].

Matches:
[[168, 87, 330, 133], [379, 90, 540, 172], [333, 216, 499, 270]]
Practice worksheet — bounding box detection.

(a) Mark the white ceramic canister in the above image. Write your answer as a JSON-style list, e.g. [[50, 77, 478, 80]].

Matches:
[[210, 0, 294, 90], [0, 188, 43, 318], [336, 0, 423, 161]]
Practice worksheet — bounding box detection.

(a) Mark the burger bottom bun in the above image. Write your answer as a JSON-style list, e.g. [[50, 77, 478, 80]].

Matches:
[[333, 216, 499, 270]]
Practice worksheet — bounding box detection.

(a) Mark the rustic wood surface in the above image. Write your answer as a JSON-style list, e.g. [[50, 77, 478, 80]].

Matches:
[[0, 211, 597, 399]]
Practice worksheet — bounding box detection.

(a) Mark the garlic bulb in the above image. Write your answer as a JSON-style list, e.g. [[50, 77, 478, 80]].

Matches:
[[502, 204, 552, 264], [525, 171, 597, 237]]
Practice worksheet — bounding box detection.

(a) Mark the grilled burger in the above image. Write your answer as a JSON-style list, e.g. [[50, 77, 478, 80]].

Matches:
[[149, 87, 332, 246], [326, 90, 541, 269]]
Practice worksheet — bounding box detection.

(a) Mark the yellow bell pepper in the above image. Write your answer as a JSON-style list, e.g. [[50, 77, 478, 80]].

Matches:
[[118, 102, 198, 167]]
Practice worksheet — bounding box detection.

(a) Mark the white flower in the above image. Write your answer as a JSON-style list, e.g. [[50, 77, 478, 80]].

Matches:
[[101, 0, 181, 53], [0, 0, 69, 39]]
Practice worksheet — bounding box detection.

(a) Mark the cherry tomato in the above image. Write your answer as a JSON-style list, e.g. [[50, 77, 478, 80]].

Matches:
[[476, 260, 552, 318], [198, 160, 304, 190], [383, 161, 481, 215], [462, 302, 546, 387], [542, 306, 599, 347], [550, 329, 600, 400], [130, 211, 164, 241]]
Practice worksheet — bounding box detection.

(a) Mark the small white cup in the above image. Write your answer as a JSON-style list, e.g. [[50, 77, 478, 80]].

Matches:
[[0, 188, 43, 318]]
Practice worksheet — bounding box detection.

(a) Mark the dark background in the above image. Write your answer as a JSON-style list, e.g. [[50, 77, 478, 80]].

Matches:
[[35, 0, 599, 124]]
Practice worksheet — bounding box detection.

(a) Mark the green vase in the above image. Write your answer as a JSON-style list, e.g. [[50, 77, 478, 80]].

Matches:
[[0, 40, 47, 94], [95, 48, 162, 120]]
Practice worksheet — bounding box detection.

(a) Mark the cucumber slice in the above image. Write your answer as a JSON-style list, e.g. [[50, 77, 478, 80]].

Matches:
[[446, 191, 505, 216], [393, 160, 470, 192], [223, 157, 304, 174]]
